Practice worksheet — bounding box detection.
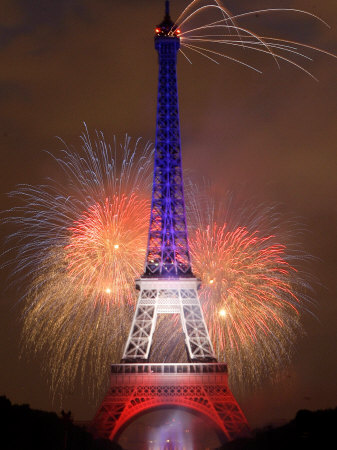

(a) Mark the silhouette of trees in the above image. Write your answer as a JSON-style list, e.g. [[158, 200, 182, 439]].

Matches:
[[220, 407, 337, 450], [1, 395, 336, 450], [0, 396, 122, 450]]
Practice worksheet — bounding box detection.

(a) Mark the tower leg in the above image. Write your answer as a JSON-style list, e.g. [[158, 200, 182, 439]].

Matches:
[[181, 304, 216, 361], [179, 288, 216, 361], [122, 300, 158, 361]]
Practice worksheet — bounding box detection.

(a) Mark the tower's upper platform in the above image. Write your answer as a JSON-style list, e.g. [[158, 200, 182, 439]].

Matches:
[[154, 0, 181, 38]]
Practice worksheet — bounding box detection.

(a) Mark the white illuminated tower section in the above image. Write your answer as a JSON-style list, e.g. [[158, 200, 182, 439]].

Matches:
[[93, 2, 249, 443]]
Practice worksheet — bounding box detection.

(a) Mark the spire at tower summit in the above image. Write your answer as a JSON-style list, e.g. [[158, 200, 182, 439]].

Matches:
[[156, 0, 178, 35]]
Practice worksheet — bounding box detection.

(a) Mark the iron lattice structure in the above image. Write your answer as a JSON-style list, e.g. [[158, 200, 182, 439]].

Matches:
[[93, 1, 249, 444], [122, 278, 215, 361], [145, 18, 191, 278], [94, 364, 249, 442]]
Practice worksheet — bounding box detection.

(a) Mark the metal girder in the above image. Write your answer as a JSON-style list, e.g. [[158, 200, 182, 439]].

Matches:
[[122, 278, 216, 362], [144, 35, 192, 277]]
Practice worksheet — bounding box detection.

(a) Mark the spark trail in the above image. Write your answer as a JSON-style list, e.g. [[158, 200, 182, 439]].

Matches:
[[191, 212, 310, 388], [3, 129, 152, 398], [170, 0, 336, 79]]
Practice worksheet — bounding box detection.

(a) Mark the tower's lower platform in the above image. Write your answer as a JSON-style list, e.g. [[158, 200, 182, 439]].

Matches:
[[92, 363, 250, 443]]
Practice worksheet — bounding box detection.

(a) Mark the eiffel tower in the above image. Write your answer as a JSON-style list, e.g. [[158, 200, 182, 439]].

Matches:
[[93, 1, 249, 444]]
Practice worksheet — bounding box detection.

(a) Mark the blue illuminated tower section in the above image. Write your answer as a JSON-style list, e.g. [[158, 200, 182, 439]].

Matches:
[[145, 3, 191, 277]]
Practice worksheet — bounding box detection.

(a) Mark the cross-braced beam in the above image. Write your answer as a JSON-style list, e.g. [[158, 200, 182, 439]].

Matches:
[[122, 278, 216, 362]]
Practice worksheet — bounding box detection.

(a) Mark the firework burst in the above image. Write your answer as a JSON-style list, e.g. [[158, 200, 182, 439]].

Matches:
[[173, 0, 336, 79], [3, 128, 152, 398], [193, 223, 306, 388], [66, 192, 148, 309]]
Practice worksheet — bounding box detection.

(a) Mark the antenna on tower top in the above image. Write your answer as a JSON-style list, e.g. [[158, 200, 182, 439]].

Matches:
[[165, 0, 170, 19], [155, 0, 178, 36]]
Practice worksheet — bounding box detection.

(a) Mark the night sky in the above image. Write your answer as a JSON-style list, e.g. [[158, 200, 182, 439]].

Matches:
[[0, 0, 336, 431]]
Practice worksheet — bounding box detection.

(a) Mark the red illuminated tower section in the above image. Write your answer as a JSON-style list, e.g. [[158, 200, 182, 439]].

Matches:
[[92, 1, 249, 444]]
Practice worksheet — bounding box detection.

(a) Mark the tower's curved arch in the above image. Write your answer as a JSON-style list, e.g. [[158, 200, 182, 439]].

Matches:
[[113, 399, 229, 442], [92, 363, 250, 443], [114, 403, 226, 444]]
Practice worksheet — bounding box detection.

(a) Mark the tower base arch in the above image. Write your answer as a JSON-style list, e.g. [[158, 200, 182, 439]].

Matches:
[[92, 363, 250, 443]]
